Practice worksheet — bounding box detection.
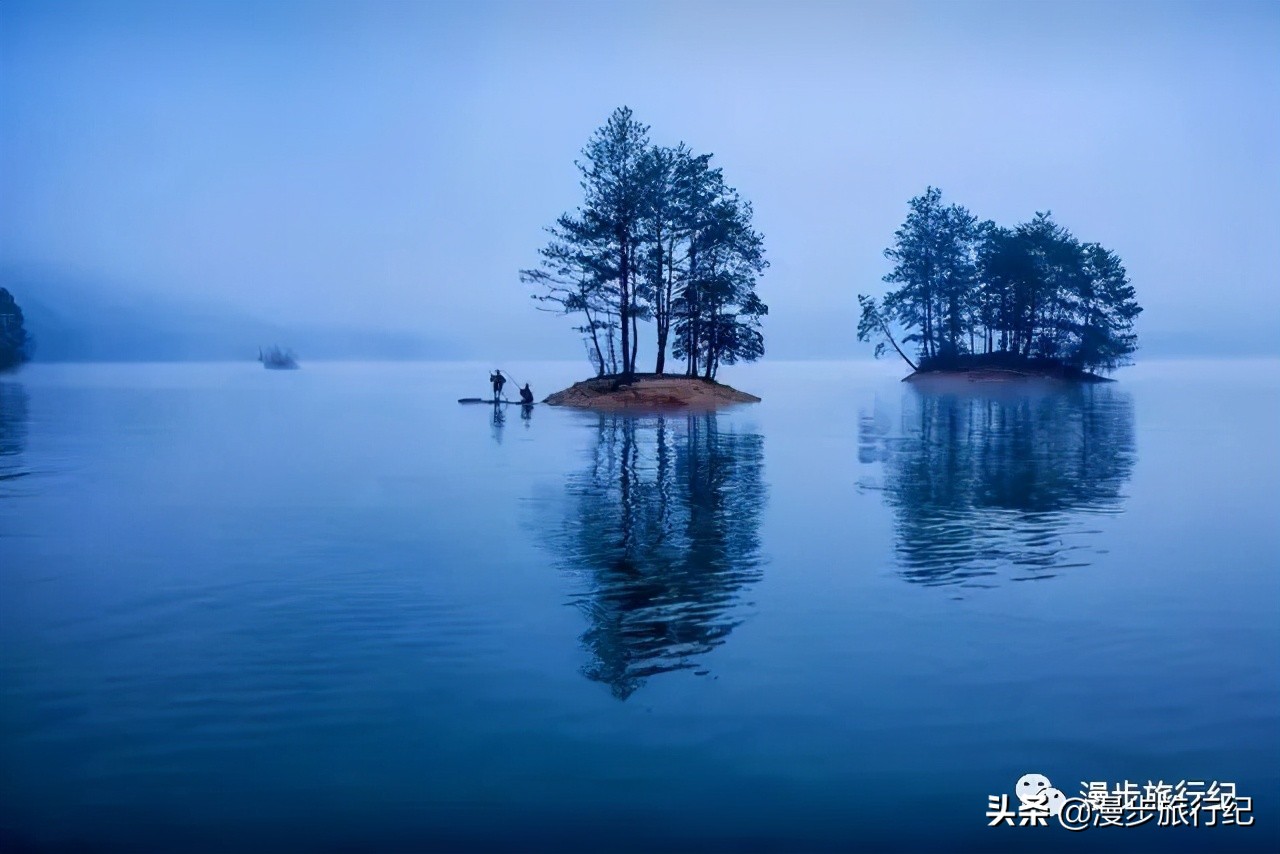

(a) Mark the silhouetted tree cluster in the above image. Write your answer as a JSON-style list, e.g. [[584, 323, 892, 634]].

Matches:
[[523, 107, 768, 380], [859, 188, 1141, 373], [0, 288, 31, 372]]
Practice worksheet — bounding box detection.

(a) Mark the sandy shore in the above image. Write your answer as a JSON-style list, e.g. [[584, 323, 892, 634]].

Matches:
[[544, 375, 761, 410]]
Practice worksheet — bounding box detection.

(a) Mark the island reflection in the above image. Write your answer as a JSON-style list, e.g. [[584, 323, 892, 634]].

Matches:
[[545, 413, 766, 699], [861, 384, 1136, 587], [0, 382, 28, 483]]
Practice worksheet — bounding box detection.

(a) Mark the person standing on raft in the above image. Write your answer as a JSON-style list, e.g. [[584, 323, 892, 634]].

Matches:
[[519, 383, 534, 405], [490, 370, 506, 402]]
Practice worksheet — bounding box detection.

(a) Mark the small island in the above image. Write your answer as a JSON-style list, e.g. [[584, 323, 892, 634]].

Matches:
[[523, 108, 768, 410], [257, 345, 299, 370], [858, 188, 1142, 382], [0, 288, 31, 373], [545, 374, 760, 410], [904, 354, 1113, 384]]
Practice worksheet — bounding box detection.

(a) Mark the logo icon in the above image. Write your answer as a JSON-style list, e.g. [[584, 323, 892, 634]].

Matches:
[[1016, 772, 1067, 818]]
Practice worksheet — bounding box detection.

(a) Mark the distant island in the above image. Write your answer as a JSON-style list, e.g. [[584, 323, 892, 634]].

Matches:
[[0, 288, 31, 373], [522, 108, 767, 409], [858, 187, 1142, 382], [257, 345, 299, 370]]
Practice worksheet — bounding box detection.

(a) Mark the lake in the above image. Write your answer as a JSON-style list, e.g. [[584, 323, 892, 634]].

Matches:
[[1, 359, 1277, 852]]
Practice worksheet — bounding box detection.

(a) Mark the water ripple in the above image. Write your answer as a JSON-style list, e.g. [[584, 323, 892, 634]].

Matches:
[[536, 413, 766, 699], [861, 385, 1135, 586]]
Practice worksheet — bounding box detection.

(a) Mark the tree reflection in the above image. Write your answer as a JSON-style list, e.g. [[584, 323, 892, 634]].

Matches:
[[0, 382, 28, 483], [546, 413, 766, 699], [861, 384, 1135, 586]]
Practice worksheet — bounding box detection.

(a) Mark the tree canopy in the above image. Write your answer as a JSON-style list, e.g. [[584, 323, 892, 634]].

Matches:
[[859, 188, 1141, 374], [523, 107, 768, 380], [0, 288, 31, 372]]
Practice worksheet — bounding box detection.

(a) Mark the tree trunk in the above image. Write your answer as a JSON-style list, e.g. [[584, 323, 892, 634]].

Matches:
[[879, 317, 917, 371], [629, 241, 640, 375], [584, 305, 605, 376], [703, 309, 717, 379], [618, 234, 631, 376], [655, 236, 675, 374], [687, 316, 699, 377], [922, 249, 935, 359], [606, 320, 617, 375]]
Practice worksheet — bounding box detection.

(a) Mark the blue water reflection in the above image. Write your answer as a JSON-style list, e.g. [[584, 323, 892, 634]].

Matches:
[[0, 381, 27, 483], [861, 384, 1135, 586], [0, 361, 1275, 853], [544, 414, 765, 698]]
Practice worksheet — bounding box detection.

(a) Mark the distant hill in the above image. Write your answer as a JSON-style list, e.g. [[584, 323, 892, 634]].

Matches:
[[2, 269, 459, 362]]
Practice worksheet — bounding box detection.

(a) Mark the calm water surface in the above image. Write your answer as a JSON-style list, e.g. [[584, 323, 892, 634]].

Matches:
[[1, 360, 1277, 852]]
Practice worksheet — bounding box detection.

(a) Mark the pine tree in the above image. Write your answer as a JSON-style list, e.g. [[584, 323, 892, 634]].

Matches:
[[526, 108, 768, 379]]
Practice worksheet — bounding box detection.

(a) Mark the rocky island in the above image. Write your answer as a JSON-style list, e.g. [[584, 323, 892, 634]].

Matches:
[[545, 374, 760, 410]]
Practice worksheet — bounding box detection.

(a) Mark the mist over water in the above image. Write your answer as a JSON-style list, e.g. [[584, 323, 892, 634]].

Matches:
[[3, 1, 1278, 360], [1, 360, 1276, 852]]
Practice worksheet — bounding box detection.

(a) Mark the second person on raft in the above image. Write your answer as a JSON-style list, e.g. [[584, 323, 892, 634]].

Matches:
[[519, 383, 534, 405]]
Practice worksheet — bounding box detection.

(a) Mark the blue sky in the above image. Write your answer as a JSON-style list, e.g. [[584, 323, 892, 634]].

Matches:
[[2, 0, 1277, 360]]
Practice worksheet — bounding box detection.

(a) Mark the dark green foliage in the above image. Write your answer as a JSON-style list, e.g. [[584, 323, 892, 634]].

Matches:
[[522, 108, 650, 376], [877, 187, 983, 362], [0, 288, 31, 372], [523, 108, 768, 380], [670, 189, 768, 379], [860, 189, 1142, 373]]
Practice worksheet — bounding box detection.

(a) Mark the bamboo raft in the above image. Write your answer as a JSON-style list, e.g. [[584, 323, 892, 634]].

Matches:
[[458, 398, 537, 405]]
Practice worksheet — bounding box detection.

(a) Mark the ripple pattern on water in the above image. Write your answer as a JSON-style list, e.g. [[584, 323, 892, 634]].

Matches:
[[860, 385, 1135, 586], [540, 413, 767, 699]]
